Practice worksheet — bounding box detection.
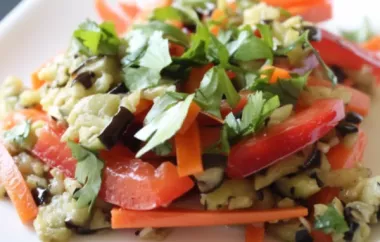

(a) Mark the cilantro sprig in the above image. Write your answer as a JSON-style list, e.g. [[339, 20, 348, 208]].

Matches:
[[68, 142, 104, 209], [314, 205, 349, 234], [73, 20, 121, 56]]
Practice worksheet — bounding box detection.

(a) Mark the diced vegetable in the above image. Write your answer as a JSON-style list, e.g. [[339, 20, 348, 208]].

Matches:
[[31, 71, 45, 90], [227, 99, 345, 178], [262, 66, 291, 84], [0, 143, 38, 223], [99, 147, 194, 210], [178, 102, 201, 135], [175, 121, 203, 177], [111, 207, 308, 228]]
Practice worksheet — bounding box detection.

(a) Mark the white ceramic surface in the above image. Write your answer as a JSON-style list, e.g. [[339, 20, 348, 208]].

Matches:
[[0, 0, 379, 241]]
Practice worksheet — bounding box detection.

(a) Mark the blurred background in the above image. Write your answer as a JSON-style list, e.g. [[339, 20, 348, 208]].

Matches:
[[0, 0, 21, 20]]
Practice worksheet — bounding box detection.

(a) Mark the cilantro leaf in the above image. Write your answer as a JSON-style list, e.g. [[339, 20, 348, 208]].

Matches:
[[314, 205, 349, 234], [122, 67, 161, 91], [139, 31, 172, 71], [121, 30, 149, 67], [152, 141, 173, 156], [195, 66, 240, 117], [135, 94, 195, 157], [68, 142, 104, 209], [178, 24, 210, 64], [227, 30, 250, 55], [152, 6, 200, 24], [3, 120, 31, 148], [144, 93, 180, 124], [257, 24, 274, 49], [134, 21, 189, 47], [233, 35, 273, 62], [73, 20, 120, 56]]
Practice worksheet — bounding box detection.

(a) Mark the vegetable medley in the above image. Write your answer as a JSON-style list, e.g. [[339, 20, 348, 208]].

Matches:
[[1, 0, 380, 241]]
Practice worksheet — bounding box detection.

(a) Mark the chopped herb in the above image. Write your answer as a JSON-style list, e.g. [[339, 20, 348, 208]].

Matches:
[[139, 31, 172, 71], [152, 6, 200, 24], [3, 120, 31, 148], [226, 30, 250, 56], [257, 24, 274, 49], [195, 66, 240, 117], [134, 21, 190, 47], [233, 35, 273, 62], [121, 30, 149, 67], [315, 204, 349, 234], [68, 142, 104, 209], [73, 20, 120, 56], [178, 24, 210, 64], [152, 141, 173, 156], [144, 93, 180, 124], [122, 66, 162, 91], [135, 94, 195, 157]]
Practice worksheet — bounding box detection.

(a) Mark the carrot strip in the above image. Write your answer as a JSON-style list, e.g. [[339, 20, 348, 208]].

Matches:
[[262, 66, 291, 84], [111, 207, 308, 229], [245, 225, 265, 242], [179, 102, 201, 134], [175, 121, 203, 177], [0, 143, 38, 223], [118, 2, 139, 19], [95, 0, 129, 35], [134, 99, 153, 115], [183, 64, 213, 93]]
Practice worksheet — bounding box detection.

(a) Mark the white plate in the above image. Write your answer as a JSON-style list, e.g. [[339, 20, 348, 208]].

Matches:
[[0, 0, 379, 241]]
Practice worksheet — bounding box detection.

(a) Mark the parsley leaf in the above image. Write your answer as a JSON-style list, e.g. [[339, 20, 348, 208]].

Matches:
[[144, 93, 179, 124], [152, 141, 173, 156], [314, 205, 349, 234], [178, 24, 210, 64], [225, 92, 280, 140], [195, 66, 240, 117], [257, 24, 274, 49], [134, 21, 189, 47], [122, 31, 173, 91], [233, 35, 273, 62], [139, 31, 172, 71], [121, 30, 149, 67], [227, 30, 250, 55], [73, 20, 120, 56], [68, 141, 104, 209], [152, 6, 199, 24], [3, 120, 31, 148], [135, 94, 195, 157]]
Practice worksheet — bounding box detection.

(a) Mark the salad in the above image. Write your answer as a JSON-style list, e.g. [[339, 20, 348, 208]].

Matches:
[[0, 0, 380, 241]]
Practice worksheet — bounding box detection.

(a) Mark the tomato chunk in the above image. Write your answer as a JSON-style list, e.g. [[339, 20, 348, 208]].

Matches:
[[32, 123, 77, 178], [227, 99, 345, 178], [99, 146, 194, 210]]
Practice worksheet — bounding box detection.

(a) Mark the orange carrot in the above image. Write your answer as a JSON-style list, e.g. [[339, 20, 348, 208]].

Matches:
[[362, 36, 380, 51], [179, 102, 201, 134], [262, 66, 291, 83], [134, 99, 153, 115], [211, 9, 227, 24], [245, 225, 265, 242], [0, 143, 38, 223], [118, 2, 139, 19], [31, 71, 45, 90], [327, 130, 367, 170], [95, 0, 129, 35], [286, 1, 332, 23], [183, 64, 213, 93], [175, 121, 203, 177], [111, 207, 308, 229]]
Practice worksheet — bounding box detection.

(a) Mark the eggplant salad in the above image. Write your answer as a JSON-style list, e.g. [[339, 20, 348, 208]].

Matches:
[[1, 0, 380, 242]]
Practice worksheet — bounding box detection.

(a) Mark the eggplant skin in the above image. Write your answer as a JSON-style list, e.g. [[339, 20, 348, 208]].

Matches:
[[98, 106, 134, 149]]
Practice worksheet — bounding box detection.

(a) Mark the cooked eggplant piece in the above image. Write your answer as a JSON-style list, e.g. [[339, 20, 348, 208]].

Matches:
[[200, 180, 256, 210], [194, 154, 227, 193], [345, 112, 363, 125], [72, 71, 95, 89], [108, 83, 128, 94], [275, 174, 321, 199], [65, 209, 111, 235], [254, 146, 318, 191], [98, 106, 134, 149], [121, 122, 143, 153], [31, 187, 50, 206], [194, 167, 225, 194], [345, 202, 376, 224], [336, 122, 359, 137], [295, 229, 313, 242]]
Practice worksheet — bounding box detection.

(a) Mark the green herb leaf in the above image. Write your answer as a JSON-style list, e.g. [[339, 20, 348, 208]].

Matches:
[[73, 20, 120, 56], [196, 66, 240, 117], [3, 120, 31, 147], [122, 66, 161, 91], [226, 30, 250, 55], [233, 36, 273, 62], [139, 31, 172, 71], [178, 24, 210, 64], [240, 91, 266, 135], [314, 205, 349, 234], [152, 6, 200, 24], [257, 24, 274, 49], [135, 94, 195, 157], [134, 21, 189, 47], [144, 93, 179, 124], [68, 141, 104, 209], [121, 30, 149, 66], [152, 141, 173, 156], [176, 0, 216, 8]]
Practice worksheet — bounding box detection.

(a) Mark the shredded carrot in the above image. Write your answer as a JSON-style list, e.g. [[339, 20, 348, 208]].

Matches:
[[134, 99, 153, 115], [362, 36, 380, 51], [245, 225, 265, 242], [262, 66, 291, 83], [118, 2, 139, 19], [0, 143, 38, 223], [95, 0, 129, 35], [31, 71, 45, 90], [111, 207, 308, 229], [179, 102, 201, 134], [175, 121, 203, 177], [183, 64, 213, 93]]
